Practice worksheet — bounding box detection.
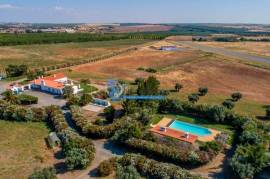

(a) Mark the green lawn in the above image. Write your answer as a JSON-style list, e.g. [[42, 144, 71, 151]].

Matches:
[[169, 92, 266, 118], [80, 83, 98, 93], [0, 120, 53, 179]]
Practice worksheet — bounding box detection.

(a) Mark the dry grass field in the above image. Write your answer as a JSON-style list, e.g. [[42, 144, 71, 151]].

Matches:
[[0, 39, 151, 69], [197, 42, 270, 58], [58, 41, 270, 117], [111, 25, 174, 33], [0, 121, 55, 179]]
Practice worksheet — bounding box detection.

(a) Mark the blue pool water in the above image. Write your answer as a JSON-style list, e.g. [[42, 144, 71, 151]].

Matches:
[[169, 120, 212, 136]]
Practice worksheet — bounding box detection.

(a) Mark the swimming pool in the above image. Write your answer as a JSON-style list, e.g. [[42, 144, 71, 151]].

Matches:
[[169, 120, 212, 136]]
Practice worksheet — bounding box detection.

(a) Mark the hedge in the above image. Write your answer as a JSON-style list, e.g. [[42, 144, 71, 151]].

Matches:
[[70, 105, 125, 138], [0, 100, 45, 122], [123, 138, 219, 167], [17, 94, 38, 105], [118, 153, 202, 179], [45, 106, 95, 170]]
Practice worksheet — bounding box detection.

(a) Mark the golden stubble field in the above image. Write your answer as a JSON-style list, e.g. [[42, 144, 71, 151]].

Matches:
[[69, 41, 270, 105], [197, 41, 270, 58]]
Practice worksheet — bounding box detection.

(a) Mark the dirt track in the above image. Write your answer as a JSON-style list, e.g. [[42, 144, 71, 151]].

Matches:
[[173, 41, 270, 65]]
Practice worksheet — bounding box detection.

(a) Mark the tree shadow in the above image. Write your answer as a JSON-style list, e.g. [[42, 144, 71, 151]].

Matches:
[[208, 146, 236, 179], [103, 140, 126, 156], [54, 162, 67, 174]]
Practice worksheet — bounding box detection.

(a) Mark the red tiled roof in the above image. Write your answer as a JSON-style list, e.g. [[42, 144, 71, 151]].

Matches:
[[150, 126, 198, 144], [30, 73, 66, 89], [32, 79, 64, 89], [43, 73, 66, 81]]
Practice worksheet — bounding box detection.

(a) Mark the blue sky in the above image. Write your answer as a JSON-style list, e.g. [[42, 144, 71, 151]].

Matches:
[[0, 0, 269, 24]]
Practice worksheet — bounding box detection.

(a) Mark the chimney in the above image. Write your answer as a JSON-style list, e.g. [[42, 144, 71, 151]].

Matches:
[[34, 79, 36, 84], [41, 80, 46, 86], [41, 75, 43, 79], [54, 74, 56, 78]]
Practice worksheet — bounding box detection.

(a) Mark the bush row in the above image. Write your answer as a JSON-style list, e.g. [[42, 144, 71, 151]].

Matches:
[[0, 100, 45, 122], [45, 105, 69, 133], [0, 33, 167, 46], [118, 153, 202, 179], [70, 105, 124, 138], [38, 47, 138, 73], [60, 130, 96, 170], [123, 138, 220, 167], [45, 106, 96, 170], [230, 119, 270, 179], [159, 99, 250, 129]]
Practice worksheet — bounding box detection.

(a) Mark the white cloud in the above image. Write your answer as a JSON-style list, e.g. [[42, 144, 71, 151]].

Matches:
[[0, 4, 20, 9], [54, 6, 65, 11]]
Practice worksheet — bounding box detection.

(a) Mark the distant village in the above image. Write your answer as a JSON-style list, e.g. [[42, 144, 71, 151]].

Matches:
[[0, 23, 121, 34]]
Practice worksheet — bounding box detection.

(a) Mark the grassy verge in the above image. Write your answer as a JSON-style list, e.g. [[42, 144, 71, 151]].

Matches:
[[0, 120, 53, 179], [169, 92, 266, 118], [80, 83, 98, 93]]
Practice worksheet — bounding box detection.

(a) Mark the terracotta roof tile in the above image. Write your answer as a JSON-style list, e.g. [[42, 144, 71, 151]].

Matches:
[[150, 125, 198, 144]]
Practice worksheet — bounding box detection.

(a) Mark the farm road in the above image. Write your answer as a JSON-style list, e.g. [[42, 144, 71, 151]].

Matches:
[[173, 41, 270, 65]]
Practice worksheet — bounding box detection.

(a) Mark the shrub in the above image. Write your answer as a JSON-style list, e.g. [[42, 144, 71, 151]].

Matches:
[[118, 153, 202, 179], [70, 105, 125, 138], [116, 164, 141, 179], [61, 131, 95, 170], [231, 92, 242, 102], [97, 158, 116, 177], [17, 94, 38, 105], [175, 83, 183, 92], [104, 106, 115, 122], [79, 93, 92, 106], [222, 99, 235, 109], [66, 95, 80, 107], [134, 77, 144, 85], [200, 141, 222, 154], [28, 167, 56, 179], [198, 87, 208, 96], [65, 148, 90, 170], [266, 106, 270, 118], [188, 94, 200, 103], [145, 68, 157, 73], [230, 144, 270, 179], [112, 122, 142, 143], [136, 67, 145, 71]]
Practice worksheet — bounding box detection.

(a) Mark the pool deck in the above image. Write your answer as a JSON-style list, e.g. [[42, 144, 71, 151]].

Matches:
[[151, 118, 220, 143]]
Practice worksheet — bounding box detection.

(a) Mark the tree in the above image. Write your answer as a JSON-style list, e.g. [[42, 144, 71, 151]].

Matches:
[[97, 158, 116, 177], [266, 107, 270, 118], [134, 77, 144, 85], [28, 167, 56, 179], [175, 83, 183, 92], [65, 148, 90, 170], [137, 76, 160, 95], [222, 100, 235, 109], [79, 93, 92, 106], [112, 121, 142, 143], [104, 106, 115, 122], [231, 92, 242, 102], [208, 105, 227, 123], [2, 90, 17, 104], [66, 95, 80, 107], [116, 165, 141, 179], [230, 144, 270, 179], [27, 70, 44, 81], [63, 86, 74, 99], [5, 64, 28, 77], [198, 87, 208, 96], [188, 93, 199, 104]]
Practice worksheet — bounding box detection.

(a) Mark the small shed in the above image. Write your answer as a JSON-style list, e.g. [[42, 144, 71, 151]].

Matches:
[[160, 46, 178, 51], [47, 132, 61, 148]]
